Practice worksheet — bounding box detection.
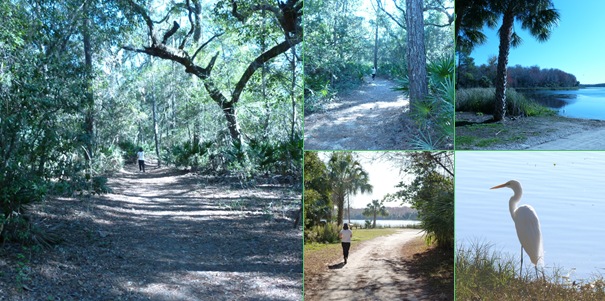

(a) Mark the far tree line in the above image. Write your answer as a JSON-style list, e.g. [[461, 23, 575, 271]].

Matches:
[[457, 56, 579, 89], [347, 206, 418, 221]]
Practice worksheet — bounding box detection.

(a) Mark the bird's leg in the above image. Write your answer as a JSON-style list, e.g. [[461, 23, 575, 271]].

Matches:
[[520, 246, 524, 278], [534, 265, 539, 280]]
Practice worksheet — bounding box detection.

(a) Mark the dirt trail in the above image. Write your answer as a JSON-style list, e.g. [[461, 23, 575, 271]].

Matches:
[[305, 229, 426, 301], [0, 164, 302, 300], [304, 77, 413, 150]]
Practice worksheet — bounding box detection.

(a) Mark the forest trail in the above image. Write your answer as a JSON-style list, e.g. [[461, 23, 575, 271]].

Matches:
[[305, 229, 427, 301], [304, 77, 413, 150], [1, 164, 302, 300]]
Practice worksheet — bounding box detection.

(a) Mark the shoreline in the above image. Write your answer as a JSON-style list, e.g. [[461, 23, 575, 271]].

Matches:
[[455, 112, 605, 150]]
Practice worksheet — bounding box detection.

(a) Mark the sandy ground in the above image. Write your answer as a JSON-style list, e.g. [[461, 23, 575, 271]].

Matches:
[[530, 127, 605, 150], [304, 77, 414, 150], [0, 164, 302, 300], [305, 229, 426, 301], [456, 113, 605, 150]]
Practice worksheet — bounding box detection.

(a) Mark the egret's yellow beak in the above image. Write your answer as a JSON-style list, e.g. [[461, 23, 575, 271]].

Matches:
[[490, 183, 507, 190]]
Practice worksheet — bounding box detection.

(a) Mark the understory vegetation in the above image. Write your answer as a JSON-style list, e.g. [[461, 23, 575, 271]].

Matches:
[[398, 56, 455, 149], [457, 88, 555, 117], [457, 243, 605, 300]]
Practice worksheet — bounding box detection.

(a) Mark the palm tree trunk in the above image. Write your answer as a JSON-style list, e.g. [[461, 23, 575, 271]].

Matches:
[[347, 194, 351, 225], [336, 193, 344, 226], [373, 211, 377, 228], [494, 11, 514, 121]]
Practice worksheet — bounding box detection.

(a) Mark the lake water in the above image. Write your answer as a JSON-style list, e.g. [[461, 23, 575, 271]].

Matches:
[[456, 151, 605, 281], [527, 87, 605, 120], [346, 219, 420, 227]]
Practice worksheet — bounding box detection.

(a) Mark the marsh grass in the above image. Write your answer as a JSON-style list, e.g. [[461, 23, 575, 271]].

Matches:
[[456, 242, 605, 300], [456, 88, 555, 117]]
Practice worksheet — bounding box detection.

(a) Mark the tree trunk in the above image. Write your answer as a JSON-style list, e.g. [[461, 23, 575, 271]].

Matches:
[[405, 0, 428, 107], [374, 12, 379, 71], [83, 2, 94, 163], [220, 102, 242, 143], [290, 45, 297, 142], [347, 195, 351, 225], [493, 11, 515, 122], [336, 193, 344, 226], [152, 94, 161, 167], [373, 211, 377, 228]]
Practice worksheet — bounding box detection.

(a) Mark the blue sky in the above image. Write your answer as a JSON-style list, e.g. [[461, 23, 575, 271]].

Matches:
[[470, 0, 605, 85]]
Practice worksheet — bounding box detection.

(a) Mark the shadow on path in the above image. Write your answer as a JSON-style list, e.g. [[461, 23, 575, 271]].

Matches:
[[0, 165, 302, 301], [328, 262, 346, 270]]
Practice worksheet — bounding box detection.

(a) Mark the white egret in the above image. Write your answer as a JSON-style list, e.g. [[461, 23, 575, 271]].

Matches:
[[491, 180, 543, 278]]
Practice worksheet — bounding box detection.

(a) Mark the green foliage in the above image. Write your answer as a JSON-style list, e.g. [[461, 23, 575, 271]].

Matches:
[[249, 133, 303, 175], [398, 56, 455, 149], [303, 152, 332, 230], [305, 223, 340, 244], [456, 88, 555, 117], [412, 172, 453, 248], [169, 140, 213, 169], [389, 152, 453, 250], [0, 171, 47, 218], [303, 0, 374, 113], [118, 141, 140, 163]]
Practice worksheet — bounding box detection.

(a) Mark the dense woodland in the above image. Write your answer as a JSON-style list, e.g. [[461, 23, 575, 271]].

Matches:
[[457, 55, 579, 89], [1, 0, 302, 245], [304, 0, 455, 149]]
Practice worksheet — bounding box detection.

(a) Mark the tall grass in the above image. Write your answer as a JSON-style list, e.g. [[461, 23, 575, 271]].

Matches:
[[457, 242, 605, 300], [456, 88, 555, 117]]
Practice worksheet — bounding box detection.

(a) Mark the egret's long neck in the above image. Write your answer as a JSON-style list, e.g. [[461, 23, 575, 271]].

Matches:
[[508, 189, 522, 219]]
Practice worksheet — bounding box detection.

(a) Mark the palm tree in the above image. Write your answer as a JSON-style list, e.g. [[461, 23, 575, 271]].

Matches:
[[328, 153, 373, 226], [491, 0, 559, 121], [346, 166, 373, 225], [363, 199, 389, 228], [455, 0, 498, 55]]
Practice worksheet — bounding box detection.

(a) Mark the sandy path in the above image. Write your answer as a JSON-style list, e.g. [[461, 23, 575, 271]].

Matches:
[[304, 78, 413, 150], [0, 165, 302, 300], [530, 127, 605, 150], [306, 229, 426, 301]]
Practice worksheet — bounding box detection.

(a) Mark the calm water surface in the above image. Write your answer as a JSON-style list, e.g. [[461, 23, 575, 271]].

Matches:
[[347, 219, 420, 227], [528, 87, 605, 120], [456, 151, 605, 281]]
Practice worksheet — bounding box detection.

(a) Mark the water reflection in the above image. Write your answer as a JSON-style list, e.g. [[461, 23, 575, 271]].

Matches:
[[521, 88, 605, 120], [525, 91, 577, 109]]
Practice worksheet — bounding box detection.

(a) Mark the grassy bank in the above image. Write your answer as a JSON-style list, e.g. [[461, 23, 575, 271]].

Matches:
[[457, 243, 605, 300], [305, 228, 400, 254], [456, 87, 554, 117]]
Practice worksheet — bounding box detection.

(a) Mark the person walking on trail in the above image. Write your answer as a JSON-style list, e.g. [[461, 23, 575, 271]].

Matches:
[[137, 147, 145, 172], [371, 67, 376, 80], [339, 223, 353, 264]]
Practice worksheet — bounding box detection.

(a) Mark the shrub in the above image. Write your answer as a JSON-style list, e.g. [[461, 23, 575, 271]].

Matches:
[[397, 55, 455, 149], [305, 223, 340, 244]]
